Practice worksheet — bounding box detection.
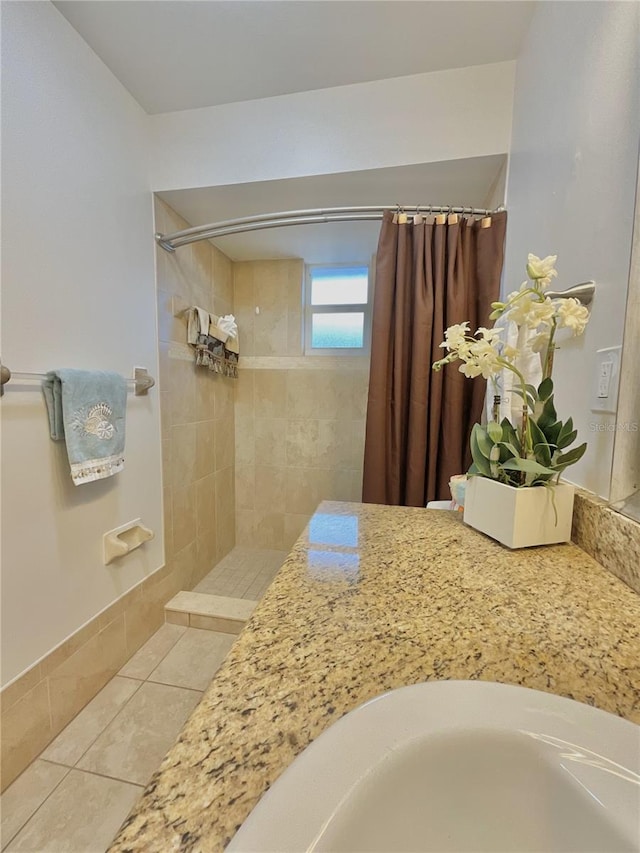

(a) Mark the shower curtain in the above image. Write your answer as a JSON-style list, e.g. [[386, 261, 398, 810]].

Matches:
[[362, 210, 507, 506]]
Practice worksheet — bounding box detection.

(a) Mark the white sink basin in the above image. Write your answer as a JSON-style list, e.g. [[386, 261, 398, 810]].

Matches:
[[227, 681, 640, 852]]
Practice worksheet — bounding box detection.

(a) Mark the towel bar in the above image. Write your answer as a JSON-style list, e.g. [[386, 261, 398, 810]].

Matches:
[[0, 363, 155, 397]]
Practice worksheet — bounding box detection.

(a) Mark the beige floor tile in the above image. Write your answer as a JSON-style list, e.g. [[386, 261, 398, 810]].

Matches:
[[5, 769, 141, 853], [148, 629, 235, 692], [1, 760, 69, 849], [41, 677, 142, 768], [118, 623, 187, 680], [77, 682, 201, 787]]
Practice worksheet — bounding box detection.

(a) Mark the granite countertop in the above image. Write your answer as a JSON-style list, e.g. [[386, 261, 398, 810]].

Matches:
[[110, 502, 640, 853]]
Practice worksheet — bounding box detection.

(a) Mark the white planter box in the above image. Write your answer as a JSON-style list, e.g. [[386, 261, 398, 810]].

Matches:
[[463, 477, 575, 549]]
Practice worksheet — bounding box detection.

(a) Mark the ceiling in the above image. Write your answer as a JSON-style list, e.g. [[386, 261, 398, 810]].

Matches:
[[157, 155, 506, 262], [53, 1, 534, 114]]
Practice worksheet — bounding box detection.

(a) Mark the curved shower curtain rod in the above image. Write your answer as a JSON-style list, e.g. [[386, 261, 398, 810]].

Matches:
[[154, 204, 507, 252]]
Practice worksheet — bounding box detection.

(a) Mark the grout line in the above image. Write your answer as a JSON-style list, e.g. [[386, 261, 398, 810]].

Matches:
[[1, 761, 71, 850], [42, 760, 146, 790], [56, 679, 146, 771]]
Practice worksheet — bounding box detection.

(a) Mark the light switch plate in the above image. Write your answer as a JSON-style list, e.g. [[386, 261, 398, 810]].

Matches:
[[591, 346, 622, 413]]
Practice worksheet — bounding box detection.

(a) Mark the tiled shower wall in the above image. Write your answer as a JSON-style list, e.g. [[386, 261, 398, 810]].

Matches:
[[233, 259, 370, 550], [155, 199, 236, 586]]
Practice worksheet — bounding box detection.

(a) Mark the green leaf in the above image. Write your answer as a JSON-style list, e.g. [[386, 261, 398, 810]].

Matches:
[[537, 377, 554, 401], [486, 421, 503, 443], [500, 418, 521, 454], [525, 384, 539, 402], [528, 419, 552, 467], [497, 441, 519, 461], [474, 424, 494, 459], [552, 442, 587, 470], [556, 417, 576, 449], [557, 429, 577, 450], [537, 396, 558, 432], [544, 420, 562, 446], [501, 457, 557, 476], [470, 426, 492, 476]]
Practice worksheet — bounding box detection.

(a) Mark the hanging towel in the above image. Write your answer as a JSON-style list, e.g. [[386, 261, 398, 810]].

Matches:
[[485, 317, 542, 425], [187, 306, 212, 344], [43, 369, 127, 485], [217, 314, 238, 339]]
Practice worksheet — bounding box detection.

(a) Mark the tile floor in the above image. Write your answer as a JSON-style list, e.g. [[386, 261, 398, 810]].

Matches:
[[194, 546, 288, 600], [1, 547, 287, 852]]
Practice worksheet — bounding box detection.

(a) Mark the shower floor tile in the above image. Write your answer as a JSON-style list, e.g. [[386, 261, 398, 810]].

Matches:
[[194, 546, 287, 599]]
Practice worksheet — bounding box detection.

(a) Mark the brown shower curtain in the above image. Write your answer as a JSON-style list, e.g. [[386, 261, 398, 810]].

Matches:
[[362, 210, 507, 506]]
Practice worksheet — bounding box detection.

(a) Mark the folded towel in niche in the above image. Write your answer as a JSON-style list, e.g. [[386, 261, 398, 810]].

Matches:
[[43, 369, 127, 485]]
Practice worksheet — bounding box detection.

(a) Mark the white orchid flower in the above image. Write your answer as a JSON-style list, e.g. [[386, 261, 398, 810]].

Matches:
[[556, 297, 590, 335], [439, 321, 470, 350], [526, 253, 558, 289]]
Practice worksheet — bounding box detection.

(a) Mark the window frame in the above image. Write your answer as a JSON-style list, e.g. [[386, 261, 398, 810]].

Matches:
[[303, 262, 372, 356]]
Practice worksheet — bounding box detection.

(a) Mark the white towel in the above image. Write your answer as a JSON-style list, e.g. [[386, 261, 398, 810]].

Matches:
[[217, 314, 238, 339], [485, 316, 542, 425]]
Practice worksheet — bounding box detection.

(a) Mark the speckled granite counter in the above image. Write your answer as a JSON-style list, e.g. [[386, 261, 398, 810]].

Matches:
[[110, 502, 640, 853]]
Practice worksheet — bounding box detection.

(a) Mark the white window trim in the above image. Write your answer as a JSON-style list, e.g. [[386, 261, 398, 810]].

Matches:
[[304, 263, 372, 356]]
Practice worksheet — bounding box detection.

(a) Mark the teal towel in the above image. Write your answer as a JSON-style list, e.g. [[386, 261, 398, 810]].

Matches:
[[43, 369, 127, 485]]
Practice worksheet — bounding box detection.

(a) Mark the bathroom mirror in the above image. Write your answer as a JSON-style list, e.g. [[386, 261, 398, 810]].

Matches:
[[610, 162, 640, 522]]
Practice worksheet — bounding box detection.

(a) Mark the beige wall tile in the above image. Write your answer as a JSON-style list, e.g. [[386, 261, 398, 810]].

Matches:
[[212, 245, 233, 307], [0, 664, 42, 716], [254, 510, 285, 550], [255, 370, 287, 419], [195, 529, 218, 585], [161, 437, 172, 489], [286, 418, 352, 469], [214, 377, 235, 422], [195, 373, 216, 421], [6, 769, 142, 853], [47, 615, 127, 735], [157, 289, 187, 344], [235, 417, 255, 466], [169, 357, 197, 425], [214, 416, 235, 472], [284, 513, 311, 548], [1, 681, 52, 791], [235, 464, 255, 511], [254, 465, 286, 513], [255, 418, 287, 467], [171, 423, 197, 487], [172, 483, 196, 552], [163, 485, 174, 560], [234, 369, 254, 419], [77, 681, 201, 786], [173, 540, 197, 591], [1, 759, 69, 848], [195, 421, 215, 477], [232, 263, 255, 357], [195, 473, 217, 539], [215, 466, 236, 560], [285, 467, 352, 515], [235, 509, 255, 545]]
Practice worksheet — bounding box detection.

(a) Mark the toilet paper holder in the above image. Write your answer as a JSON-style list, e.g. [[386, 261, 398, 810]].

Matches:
[[103, 519, 154, 565]]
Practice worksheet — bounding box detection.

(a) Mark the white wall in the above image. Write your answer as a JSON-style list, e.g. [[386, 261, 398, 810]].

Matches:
[[1, 1, 163, 685], [504, 0, 640, 498], [149, 61, 516, 191]]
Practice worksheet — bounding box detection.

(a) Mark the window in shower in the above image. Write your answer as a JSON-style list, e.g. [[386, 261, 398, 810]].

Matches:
[[304, 264, 372, 354]]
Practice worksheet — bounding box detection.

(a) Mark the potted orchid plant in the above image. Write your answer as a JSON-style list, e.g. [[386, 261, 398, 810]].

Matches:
[[432, 254, 590, 548]]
